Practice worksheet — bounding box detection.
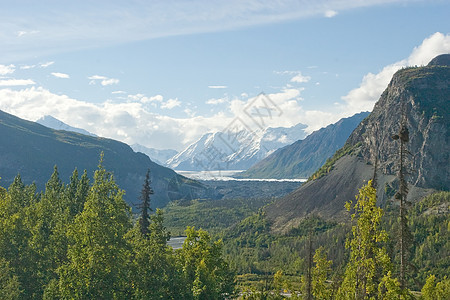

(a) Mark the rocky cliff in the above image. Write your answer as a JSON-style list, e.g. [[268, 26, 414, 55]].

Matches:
[[266, 54, 450, 232]]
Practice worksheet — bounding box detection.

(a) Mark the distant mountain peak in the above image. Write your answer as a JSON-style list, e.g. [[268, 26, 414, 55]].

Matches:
[[166, 122, 309, 171], [37, 115, 96, 137]]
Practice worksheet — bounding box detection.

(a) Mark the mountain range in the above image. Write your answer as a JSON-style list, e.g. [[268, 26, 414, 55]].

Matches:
[[235, 111, 370, 179], [130, 143, 178, 166], [166, 122, 308, 171], [0, 110, 210, 208], [265, 54, 450, 233]]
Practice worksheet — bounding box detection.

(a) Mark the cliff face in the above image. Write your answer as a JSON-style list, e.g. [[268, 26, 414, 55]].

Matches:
[[348, 55, 450, 190], [266, 54, 450, 232]]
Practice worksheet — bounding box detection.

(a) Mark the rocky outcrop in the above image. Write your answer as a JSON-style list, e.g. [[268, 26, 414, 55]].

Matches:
[[265, 54, 450, 232], [347, 56, 450, 190]]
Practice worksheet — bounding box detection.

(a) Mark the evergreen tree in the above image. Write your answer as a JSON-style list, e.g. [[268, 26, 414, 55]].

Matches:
[[337, 181, 394, 299], [127, 209, 181, 299], [138, 169, 153, 236], [311, 246, 332, 300], [391, 115, 413, 289], [0, 258, 21, 300], [421, 275, 450, 300], [0, 178, 39, 298], [179, 227, 235, 299], [56, 155, 132, 299]]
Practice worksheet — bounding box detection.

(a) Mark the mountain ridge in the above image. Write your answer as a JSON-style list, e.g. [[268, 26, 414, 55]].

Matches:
[[265, 54, 450, 233], [0, 110, 209, 208], [236, 112, 369, 179], [167, 122, 308, 171]]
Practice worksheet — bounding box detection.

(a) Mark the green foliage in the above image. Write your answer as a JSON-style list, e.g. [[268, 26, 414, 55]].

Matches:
[[56, 158, 132, 299], [0, 258, 21, 300], [311, 246, 332, 300], [421, 274, 450, 300], [163, 197, 273, 235], [0, 157, 235, 299], [179, 227, 235, 299], [127, 209, 183, 299], [338, 181, 395, 299]]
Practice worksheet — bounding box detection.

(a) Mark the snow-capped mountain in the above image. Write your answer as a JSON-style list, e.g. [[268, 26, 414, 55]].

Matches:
[[130, 144, 178, 166], [167, 122, 308, 171], [36, 115, 96, 137]]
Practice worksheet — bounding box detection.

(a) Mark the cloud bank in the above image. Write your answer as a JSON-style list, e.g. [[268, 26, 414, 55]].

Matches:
[[340, 32, 450, 115], [0, 32, 448, 151]]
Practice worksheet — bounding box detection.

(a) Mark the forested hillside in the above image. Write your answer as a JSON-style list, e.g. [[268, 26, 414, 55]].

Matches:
[[0, 109, 209, 208], [0, 161, 235, 299]]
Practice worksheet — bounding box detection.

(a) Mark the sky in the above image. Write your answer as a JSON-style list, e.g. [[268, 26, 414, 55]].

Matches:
[[0, 0, 449, 151]]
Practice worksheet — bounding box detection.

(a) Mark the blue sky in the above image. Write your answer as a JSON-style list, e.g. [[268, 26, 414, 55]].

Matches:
[[0, 0, 449, 150]]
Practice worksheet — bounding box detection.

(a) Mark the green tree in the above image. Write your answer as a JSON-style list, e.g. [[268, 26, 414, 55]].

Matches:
[[337, 181, 395, 299], [127, 209, 184, 299], [56, 156, 132, 299], [311, 246, 332, 300], [179, 227, 235, 299], [0, 257, 21, 300], [138, 169, 153, 236], [421, 275, 450, 300], [0, 179, 39, 299]]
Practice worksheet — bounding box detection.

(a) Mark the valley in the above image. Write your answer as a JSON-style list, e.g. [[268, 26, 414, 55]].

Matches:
[[0, 2, 449, 297]]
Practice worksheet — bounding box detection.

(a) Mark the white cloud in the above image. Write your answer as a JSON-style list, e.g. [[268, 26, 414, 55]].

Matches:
[[0, 86, 226, 150], [88, 75, 119, 86], [88, 75, 107, 80], [40, 61, 54, 68], [127, 93, 163, 103], [0, 64, 15, 75], [324, 10, 338, 18], [112, 90, 126, 94], [0, 79, 35, 86], [0, 84, 349, 151], [161, 98, 181, 109], [19, 61, 55, 70], [100, 78, 119, 86], [208, 85, 227, 89], [290, 72, 311, 83], [341, 32, 450, 115], [206, 97, 227, 105], [20, 65, 35, 70], [16, 30, 40, 37], [51, 72, 70, 79]]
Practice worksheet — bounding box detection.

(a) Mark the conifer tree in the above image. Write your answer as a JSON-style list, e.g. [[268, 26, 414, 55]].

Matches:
[[391, 119, 413, 289], [311, 246, 332, 300], [338, 181, 393, 299], [138, 169, 153, 236], [57, 154, 132, 299]]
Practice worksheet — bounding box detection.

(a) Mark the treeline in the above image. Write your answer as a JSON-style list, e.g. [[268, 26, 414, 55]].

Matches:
[[0, 158, 234, 299], [219, 184, 449, 299]]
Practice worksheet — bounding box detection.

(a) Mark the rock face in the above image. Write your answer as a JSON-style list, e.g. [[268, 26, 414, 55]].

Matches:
[[347, 56, 450, 190], [236, 112, 369, 179], [265, 55, 450, 232]]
